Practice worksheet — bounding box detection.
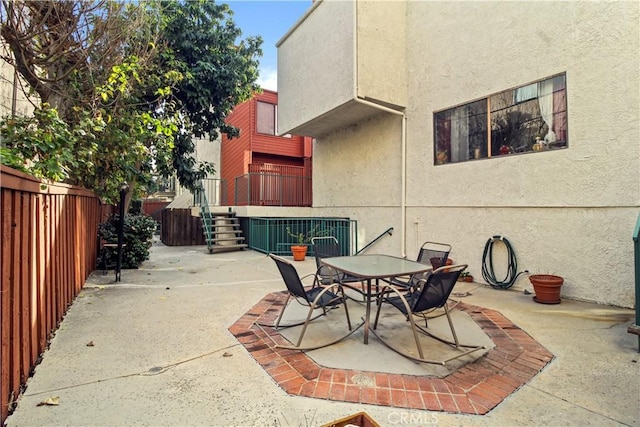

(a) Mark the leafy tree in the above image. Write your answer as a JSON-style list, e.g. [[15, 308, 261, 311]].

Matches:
[[0, 1, 154, 122], [157, 0, 262, 190], [1, 0, 262, 205]]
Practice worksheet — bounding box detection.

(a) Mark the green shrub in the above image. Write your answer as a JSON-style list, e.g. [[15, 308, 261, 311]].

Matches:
[[98, 213, 157, 269]]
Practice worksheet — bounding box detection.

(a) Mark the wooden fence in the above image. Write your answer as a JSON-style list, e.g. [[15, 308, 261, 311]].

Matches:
[[0, 166, 108, 423], [161, 208, 206, 246]]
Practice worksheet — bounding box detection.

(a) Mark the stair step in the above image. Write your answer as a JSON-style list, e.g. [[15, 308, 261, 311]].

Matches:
[[202, 220, 240, 226], [202, 217, 240, 222], [207, 237, 246, 243], [208, 243, 248, 254], [200, 209, 246, 254], [207, 211, 237, 217]]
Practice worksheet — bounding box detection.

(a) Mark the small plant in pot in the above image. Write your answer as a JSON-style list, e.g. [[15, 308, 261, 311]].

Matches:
[[285, 225, 330, 261], [459, 270, 474, 282], [528, 273, 564, 304]]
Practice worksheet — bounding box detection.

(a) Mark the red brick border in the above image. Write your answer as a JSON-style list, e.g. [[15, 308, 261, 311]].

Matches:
[[229, 292, 554, 415]]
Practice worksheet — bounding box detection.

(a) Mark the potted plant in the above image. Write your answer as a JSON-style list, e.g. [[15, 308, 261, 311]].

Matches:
[[528, 274, 564, 304], [285, 225, 330, 261], [459, 270, 474, 282]]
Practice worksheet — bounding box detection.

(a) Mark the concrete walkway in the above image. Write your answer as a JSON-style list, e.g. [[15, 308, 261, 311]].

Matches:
[[6, 242, 639, 427]]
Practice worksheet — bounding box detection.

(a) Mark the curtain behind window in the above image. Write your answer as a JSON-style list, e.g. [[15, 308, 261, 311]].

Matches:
[[257, 101, 275, 135]]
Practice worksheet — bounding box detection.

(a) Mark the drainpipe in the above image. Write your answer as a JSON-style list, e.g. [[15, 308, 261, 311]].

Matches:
[[351, 1, 408, 257]]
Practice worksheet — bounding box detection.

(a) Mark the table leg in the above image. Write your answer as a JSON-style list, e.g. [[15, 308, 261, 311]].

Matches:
[[364, 278, 372, 344]]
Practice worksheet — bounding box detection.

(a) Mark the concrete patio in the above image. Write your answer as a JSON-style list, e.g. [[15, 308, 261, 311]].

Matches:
[[5, 241, 639, 427]]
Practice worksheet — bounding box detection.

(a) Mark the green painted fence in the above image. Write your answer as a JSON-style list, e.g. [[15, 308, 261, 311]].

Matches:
[[248, 217, 357, 256]]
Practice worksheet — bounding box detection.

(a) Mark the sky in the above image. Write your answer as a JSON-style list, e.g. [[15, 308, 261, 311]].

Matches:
[[221, 0, 313, 91]]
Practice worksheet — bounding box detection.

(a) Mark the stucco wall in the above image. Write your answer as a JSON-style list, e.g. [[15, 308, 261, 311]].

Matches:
[[402, 1, 639, 307], [194, 136, 221, 178], [356, 0, 406, 107], [277, 0, 355, 134], [0, 51, 34, 117], [306, 1, 638, 307], [407, 1, 638, 208], [313, 112, 403, 208]]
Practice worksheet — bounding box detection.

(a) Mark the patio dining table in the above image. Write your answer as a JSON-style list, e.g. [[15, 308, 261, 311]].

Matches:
[[321, 254, 432, 344]]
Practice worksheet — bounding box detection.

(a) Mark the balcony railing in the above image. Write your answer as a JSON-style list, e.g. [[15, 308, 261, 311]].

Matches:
[[194, 178, 228, 207], [234, 164, 312, 207]]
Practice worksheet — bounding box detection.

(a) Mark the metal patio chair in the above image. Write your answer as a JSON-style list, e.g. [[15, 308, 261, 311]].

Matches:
[[372, 264, 485, 365], [311, 236, 366, 295], [386, 241, 452, 290], [255, 254, 355, 351]]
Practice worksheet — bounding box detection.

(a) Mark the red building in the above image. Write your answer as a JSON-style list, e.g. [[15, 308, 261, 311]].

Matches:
[[221, 90, 313, 206]]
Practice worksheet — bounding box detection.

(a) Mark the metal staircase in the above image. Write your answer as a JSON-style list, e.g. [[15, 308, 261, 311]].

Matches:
[[197, 182, 247, 254]]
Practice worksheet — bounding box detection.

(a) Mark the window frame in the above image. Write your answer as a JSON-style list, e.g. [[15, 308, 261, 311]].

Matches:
[[433, 73, 568, 165], [256, 101, 277, 136]]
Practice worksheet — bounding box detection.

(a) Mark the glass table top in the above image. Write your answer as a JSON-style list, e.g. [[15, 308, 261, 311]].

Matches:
[[321, 254, 431, 279]]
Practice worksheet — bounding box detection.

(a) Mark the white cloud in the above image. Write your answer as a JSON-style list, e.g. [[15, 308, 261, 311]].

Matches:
[[257, 67, 278, 91]]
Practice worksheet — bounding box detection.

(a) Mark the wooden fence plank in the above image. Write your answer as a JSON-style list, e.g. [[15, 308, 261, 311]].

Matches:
[[47, 195, 58, 331], [45, 196, 53, 341], [76, 198, 83, 293], [1, 190, 14, 422], [20, 193, 30, 383], [37, 194, 46, 356], [10, 189, 21, 406], [54, 195, 62, 326], [29, 194, 38, 367], [34, 194, 47, 357]]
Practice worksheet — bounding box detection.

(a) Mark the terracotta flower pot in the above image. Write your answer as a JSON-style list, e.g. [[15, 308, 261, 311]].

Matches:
[[291, 245, 308, 261], [529, 274, 564, 304], [430, 257, 453, 270]]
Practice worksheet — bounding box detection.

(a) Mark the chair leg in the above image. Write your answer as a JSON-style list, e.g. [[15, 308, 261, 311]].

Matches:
[[293, 284, 350, 346], [256, 293, 326, 330], [278, 284, 359, 351], [444, 304, 461, 348], [341, 288, 352, 330], [370, 290, 485, 365], [294, 299, 321, 347], [373, 288, 387, 329], [406, 309, 425, 360], [273, 294, 292, 329]]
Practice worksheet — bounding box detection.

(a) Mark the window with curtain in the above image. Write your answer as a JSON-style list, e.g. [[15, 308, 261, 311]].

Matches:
[[257, 101, 276, 135], [433, 73, 567, 165]]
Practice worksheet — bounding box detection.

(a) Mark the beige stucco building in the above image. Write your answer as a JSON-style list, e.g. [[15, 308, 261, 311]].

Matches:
[[277, 0, 640, 307], [0, 42, 33, 118]]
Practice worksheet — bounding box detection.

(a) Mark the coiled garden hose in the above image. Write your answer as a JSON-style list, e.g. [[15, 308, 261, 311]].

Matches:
[[481, 235, 528, 289]]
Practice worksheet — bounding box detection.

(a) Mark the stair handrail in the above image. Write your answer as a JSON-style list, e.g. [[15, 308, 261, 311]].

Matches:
[[355, 227, 394, 255], [197, 180, 214, 251]]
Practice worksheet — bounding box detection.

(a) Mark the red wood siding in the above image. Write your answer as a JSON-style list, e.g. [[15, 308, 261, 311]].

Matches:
[[252, 153, 303, 167], [252, 134, 306, 158], [221, 94, 253, 205], [221, 89, 313, 206]]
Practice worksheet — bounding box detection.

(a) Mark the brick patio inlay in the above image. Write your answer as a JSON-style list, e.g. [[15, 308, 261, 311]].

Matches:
[[229, 291, 554, 415]]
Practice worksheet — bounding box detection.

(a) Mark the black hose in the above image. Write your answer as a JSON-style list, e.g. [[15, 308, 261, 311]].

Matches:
[[481, 235, 528, 289]]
